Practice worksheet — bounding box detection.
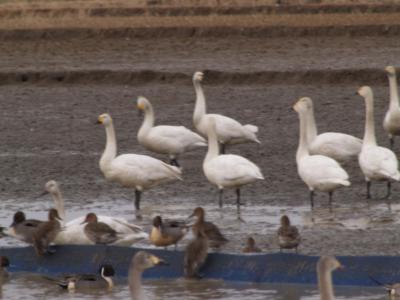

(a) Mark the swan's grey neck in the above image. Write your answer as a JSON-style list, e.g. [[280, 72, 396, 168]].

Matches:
[[138, 104, 155, 139], [389, 74, 400, 111], [205, 124, 219, 162], [193, 80, 207, 125], [318, 269, 335, 300], [296, 109, 310, 162], [100, 123, 117, 172], [306, 105, 318, 144], [363, 94, 377, 147], [129, 269, 145, 300], [51, 188, 66, 221]]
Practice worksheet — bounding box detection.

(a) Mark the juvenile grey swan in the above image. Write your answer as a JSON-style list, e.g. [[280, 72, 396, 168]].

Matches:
[[317, 256, 343, 300]]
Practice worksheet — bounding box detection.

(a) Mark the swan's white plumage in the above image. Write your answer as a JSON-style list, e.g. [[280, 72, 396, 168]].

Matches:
[[303, 97, 362, 162], [137, 96, 207, 159], [43, 180, 148, 246], [192, 72, 260, 146], [383, 66, 400, 140]]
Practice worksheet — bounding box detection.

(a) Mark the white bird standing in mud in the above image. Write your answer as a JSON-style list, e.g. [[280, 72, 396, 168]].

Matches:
[[136, 96, 207, 167], [294, 97, 350, 209], [303, 97, 362, 162], [192, 71, 260, 154], [357, 86, 400, 199], [97, 113, 182, 212], [203, 118, 264, 215], [383, 66, 400, 149]]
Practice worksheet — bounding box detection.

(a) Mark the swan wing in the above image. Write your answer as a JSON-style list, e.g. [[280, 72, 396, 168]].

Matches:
[[299, 155, 349, 184], [310, 132, 362, 160], [360, 146, 400, 180]]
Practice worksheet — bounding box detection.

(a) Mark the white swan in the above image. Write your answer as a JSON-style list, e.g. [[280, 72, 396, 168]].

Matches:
[[192, 71, 260, 153], [383, 66, 400, 149], [357, 86, 400, 199], [137, 96, 207, 167], [304, 97, 362, 162], [317, 256, 343, 300], [97, 113, 182, 211], [42, 180, 148, 246], [202, 118, 264, 215], [294, 98, 350, 209]]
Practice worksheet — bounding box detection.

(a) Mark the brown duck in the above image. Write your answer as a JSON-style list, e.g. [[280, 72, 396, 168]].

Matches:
[[150, 216, 188, 250], [184, 226, 208, 279], [277, 215, 301, 253], [81, 213, 120, 245], [189, 207, 228, 248], [242, 237, 261, 253], [33, 208, 62, 256], [6, 211, 43, 244]]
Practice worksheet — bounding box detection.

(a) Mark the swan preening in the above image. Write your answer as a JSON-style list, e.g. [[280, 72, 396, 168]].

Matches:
[[43, 180, 148, 246], [383, 66, 400, 149], [202, 118, 264, 214], [137, 96, 207, 167], [303, 97, 362, 162], [357, 86, 400, 199], [317, 256, 343, 300], [294, 98, 350, 209], [192, 71, 260, 154], [97, 113, 182, 211]]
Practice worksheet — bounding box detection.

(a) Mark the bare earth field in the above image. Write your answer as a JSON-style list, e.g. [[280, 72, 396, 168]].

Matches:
[[1, 2, 400, 257]]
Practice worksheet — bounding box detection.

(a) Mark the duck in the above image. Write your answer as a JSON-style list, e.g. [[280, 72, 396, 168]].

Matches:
[[46, 264, 115, 291], [383, 66, 400, 149], [192, 71, 260, 154], [357, 86, 400, 199], [97, 113, 182, 212], [203, 118, 264, 214], [317, 256, 343, 300], [32, 208, 62, 256], [149, 216, 188, 250], [277, 215, 301, 253], [369, 275, 400, 296], [81, 213, 121, 245], [241, 237, 261, 253], [137, 96, 207, 167], [0, 256, 10, 288], [294, 97, 350, 209], [303, 97, 362, 162], [42, 180, 148, 246], [188, 207, 228, 248], [184, 226, 208, 279], [129, 251, 167, 300], [4, 211, 43, 244]]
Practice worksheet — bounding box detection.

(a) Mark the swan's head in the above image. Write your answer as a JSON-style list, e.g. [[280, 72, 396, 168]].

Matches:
[[317, 256, 343, 274], [137, 96, 150, 112], [280, 215, 291, 227], [130, 251, 168, 272], [97, 113, 112, 126], [193, 71, 204, 83], [301, 97, 313, 110], [45, 180, 59, 194], [293, 98, 308, 114], [357, 86, 373, 98], [385, 66, 396, 76]]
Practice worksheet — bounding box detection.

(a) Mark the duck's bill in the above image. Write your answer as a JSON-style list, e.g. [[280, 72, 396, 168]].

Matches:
[[150, 255, 169, 266]]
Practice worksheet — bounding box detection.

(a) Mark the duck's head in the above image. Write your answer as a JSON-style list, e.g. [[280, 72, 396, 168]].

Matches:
[[137, 96, 151, 113], [357, 86, 373, 98], [11, 211, 26, 226], [131, 251, 168, 272], [81, 213, 98, 224], [193, 71, 204, 83], [189, 207, 205, 220], [97, 113, 112, 126], [0, 256, 10, 268], [317, 256, 343, 274], [293, 97, 309, 114], [99, 264, 115, 277], [48, 208, 62, 221], [152, 216, 163, 228], [246, 237, 256, 247], [385, 66, 396, 77], [280, 215, 291, 227]]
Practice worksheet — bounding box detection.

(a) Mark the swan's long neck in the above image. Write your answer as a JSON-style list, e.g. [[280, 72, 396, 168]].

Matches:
[[389, 74, 400, 111], [100, 123, 117, 171], [296, 110, 310, 162], [51, 189, 66, 222], [205, 125, 219, 163], [138, 105, 155, 139], [193, 80, 207, 125], [363, 94, 377, 147], [129, 269, 145, 300], [318, 269, 335, 300], [306, 105, 318, 144]]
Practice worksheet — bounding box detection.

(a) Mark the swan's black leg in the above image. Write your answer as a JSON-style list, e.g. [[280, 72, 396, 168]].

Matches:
[[170, 158, 180, 168], [135, 190, 142, 210], [236, 188, 241, 215], [383, 181, 392, 199], [309, 190, 315, 209], [390, 137, 395, 150], [218, 189, 224, 208], [366, 181, 371, 199], [328, 191, 333, 212], [220, 143, 226, 154]]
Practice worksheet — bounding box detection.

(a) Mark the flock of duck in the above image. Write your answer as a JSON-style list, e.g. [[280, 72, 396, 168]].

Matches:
[[0, 65, 399, 299]]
